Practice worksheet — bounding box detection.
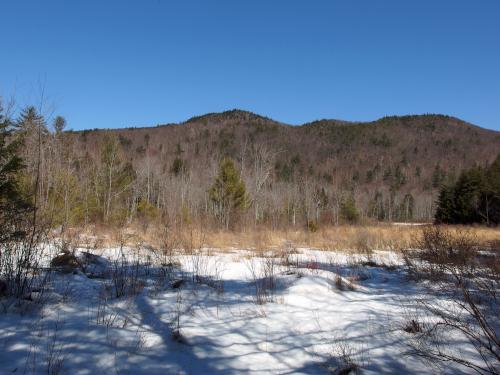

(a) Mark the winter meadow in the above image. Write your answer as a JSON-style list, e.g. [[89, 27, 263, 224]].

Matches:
[[1, 2, 500, 374]]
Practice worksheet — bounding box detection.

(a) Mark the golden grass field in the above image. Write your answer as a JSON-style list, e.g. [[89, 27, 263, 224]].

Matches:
[[75, 223, 500, 254], [195, 225, 499, 252]]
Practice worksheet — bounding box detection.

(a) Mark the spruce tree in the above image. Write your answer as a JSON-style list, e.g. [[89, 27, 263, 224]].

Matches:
[[435, 185, 456, 224], [53, 115, 66, 134], [453, 167, 485, 224], [340, 194, 359, 223], [0, 102, 30, 242], [435, 160, 500, 225], [17, 106, 48, 136], [209, 157, 247, 229]]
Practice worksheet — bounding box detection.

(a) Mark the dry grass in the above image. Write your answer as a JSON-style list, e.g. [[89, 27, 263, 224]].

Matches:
[[59, 223, 499, 254], [185, 225, 416, 252], [197, 225, 498, 253]]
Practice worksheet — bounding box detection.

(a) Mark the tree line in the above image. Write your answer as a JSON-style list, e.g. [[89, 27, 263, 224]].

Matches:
[[2, 102, 498, 233], [435, 156, 500, 225]]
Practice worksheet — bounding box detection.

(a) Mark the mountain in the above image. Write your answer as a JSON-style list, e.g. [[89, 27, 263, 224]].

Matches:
[[67, 110, 500, 223]]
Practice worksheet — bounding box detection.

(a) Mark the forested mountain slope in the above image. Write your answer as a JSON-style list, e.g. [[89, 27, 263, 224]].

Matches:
[[64, 110, 499, 225]]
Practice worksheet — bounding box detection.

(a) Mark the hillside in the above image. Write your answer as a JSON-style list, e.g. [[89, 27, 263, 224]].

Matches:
[[66, 110, 500, 224]]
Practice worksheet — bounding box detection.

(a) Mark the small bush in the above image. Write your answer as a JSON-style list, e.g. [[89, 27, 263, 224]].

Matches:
[[246, 257, 278, 304], [325, 339, 362, 375], [307, 220, 318, 233], [110, 257, 145, 298], [403, 319, 423, 334], [404, 226, 479, 279]]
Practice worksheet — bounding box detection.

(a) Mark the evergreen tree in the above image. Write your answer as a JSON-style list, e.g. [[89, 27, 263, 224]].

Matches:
[[209, 157, 247, 229], [53, 116, 66, 134], [17, 106, 48, 136], [340, 194, 359, 223], [435, 184, 456, 224], [435, 159, 499, 225], [453, 167, 485, 224], [0, 102, 30, 242], [432, 164, 446, 188], [171, 158, 187, 176]]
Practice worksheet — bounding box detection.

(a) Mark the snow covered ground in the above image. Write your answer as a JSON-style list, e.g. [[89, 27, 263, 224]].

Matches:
[[0, 246, 483, 374]]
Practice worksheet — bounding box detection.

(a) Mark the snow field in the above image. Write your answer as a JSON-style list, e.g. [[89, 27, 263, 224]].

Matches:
[[0, 246, 479, 374]]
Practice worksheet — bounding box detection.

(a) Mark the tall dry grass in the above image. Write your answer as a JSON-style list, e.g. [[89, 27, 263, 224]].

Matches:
[[69, 223, 499, 254], [199, 225, 498, 253]]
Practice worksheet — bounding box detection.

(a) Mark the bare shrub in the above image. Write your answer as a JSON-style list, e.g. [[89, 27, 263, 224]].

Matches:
[[110, 255, 145, 298], [129, 328, 147, 354], [354, 228, 374, 263], [404, 226, 500, 374], [155, 225, 180, 274], [171, 289, 187, 343], [324, 338, 362, 375], [205, 257, 225, 294], [190, 249, 209, 285], [0, 222, 51, 301], [180, 224, 206, 255], [246, 256, 278, 304], [405, 226, 478, 277], [91, 285, 119, 331], [44, 318, 66, 375], [184, 228, 224, 293], [107, 236, 147, 298], [277, 240, 299, 273]]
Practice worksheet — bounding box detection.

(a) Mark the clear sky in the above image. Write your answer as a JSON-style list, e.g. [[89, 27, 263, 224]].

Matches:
[[1, 0, 499, 131]]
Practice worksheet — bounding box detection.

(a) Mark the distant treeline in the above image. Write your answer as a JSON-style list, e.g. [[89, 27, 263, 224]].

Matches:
[[1, 103, 500, 232]]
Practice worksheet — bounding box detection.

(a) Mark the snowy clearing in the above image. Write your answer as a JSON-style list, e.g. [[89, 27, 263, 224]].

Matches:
[[0, 246, 485, 374]]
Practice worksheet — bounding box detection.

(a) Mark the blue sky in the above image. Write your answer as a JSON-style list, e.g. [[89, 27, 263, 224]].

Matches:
[[1, 0, 500, 131]]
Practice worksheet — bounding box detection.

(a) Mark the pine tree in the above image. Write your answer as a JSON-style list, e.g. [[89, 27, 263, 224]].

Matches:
[[209, 157, 247, 229], [434, 162, 499, 225], [171, 158, 187, 176], [432, 164, 446, 188], [453, 167, 485, 224], [17, 106, 48, 136], [53, 116, 66, 134], [340, 194, 359, 223], [0, 102, 30, 242], [435, 185, 456, 224]]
